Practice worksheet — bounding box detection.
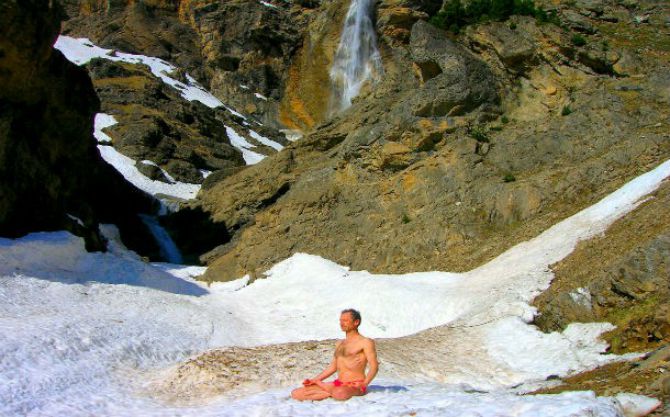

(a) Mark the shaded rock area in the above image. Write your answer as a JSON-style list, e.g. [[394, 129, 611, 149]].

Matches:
[[0, 0, 157, 255], [533, 180, 670, 354], [197, 0, 670, 282], [158, 206, 232, 265], [85, 54, 291, 261]]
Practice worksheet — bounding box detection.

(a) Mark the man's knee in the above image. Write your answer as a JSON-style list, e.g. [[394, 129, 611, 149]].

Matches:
[[331, 387, 353, 401], [291, 388, 305, 400]]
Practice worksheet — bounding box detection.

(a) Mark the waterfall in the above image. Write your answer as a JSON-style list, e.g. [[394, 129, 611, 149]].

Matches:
[[329, 0, 383, 113], [139, 214, 184, 264]]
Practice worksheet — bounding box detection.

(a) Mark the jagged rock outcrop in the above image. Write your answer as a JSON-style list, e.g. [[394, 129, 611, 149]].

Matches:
[[409, 21, 499, 117], [87, 59, 246, 183], [61, 0, 206, 80], [534, 181, 670, 354], [181, 0, 306, 127], [0, 0, 156, 253]]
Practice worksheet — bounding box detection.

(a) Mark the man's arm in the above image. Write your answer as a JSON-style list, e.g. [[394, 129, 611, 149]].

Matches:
[[304, 342, 339, 385], [311, 357, 337, 382], [362, 339, 378, 388]]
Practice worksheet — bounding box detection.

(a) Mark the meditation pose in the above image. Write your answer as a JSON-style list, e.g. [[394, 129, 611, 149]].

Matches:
[[291, 308, 379, 401]]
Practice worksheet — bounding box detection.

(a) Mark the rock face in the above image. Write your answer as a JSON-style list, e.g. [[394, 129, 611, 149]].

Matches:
[[410, 21, 499, 117], [182, 0, 306, 127], [62, 0, 314, 129], [0, 0, 155, 252], [195, 0, 670, 281], [534, 345, 670, 414]]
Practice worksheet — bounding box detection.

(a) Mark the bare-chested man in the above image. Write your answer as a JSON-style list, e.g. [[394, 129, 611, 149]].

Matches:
[[291, 308, 378, 401]]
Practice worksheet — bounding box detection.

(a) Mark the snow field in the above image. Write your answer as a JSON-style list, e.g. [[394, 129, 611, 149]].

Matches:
[[1, 160, 669, 415]]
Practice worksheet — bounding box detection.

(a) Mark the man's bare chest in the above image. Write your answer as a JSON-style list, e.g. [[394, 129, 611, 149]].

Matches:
[[336, 341, 364, 358]]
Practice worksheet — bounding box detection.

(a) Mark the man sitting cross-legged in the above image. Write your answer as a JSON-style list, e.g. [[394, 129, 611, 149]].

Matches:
[[291, 308, 379, 401]]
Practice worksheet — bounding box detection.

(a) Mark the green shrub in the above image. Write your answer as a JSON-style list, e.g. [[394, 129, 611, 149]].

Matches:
[[470, 127, 490, 143], [501, 115, 510, 124], [571, 34, 587, 46], [561, 105, 573, 116], [503, 173, 516, 182], [401, 213, 411, 224], [429, 0, 555, 33]]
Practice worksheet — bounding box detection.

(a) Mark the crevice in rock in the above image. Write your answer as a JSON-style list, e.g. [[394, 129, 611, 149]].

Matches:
[[160, 207, 232, 265], [258, 182, 291, 209]]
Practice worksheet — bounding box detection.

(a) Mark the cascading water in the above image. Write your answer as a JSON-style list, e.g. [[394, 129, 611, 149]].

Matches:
[[329, 0, 383, 113], [139, 214, 184, 264]]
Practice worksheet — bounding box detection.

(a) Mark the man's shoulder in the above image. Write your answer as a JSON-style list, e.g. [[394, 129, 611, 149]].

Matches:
[[360, 336, 375, 346]]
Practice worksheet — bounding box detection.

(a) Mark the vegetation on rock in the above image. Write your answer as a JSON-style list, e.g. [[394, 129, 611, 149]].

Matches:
[[429, 0, 558, 33]]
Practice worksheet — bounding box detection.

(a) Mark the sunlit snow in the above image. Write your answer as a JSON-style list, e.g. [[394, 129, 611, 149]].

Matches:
[[97, 145, 201, 201], [2, 160, 669, 415], [93, 113, 116, 143], [225, 125, 266, 165]]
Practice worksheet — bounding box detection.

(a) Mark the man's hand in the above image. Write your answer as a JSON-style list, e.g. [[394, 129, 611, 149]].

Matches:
[[302, 379, 315, 386]]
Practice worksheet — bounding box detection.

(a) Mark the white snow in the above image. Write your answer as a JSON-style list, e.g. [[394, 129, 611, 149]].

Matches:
[[260, 1, 278, 9], [2, 159, 669, 415], [55, 37, 228, 113], [140, 160, 177, 183], [225, 126, 266, 165], [97, 145, 201, 200], [93, 113, 117, 143], [249, 129, 284, 151], [280, 128, 304, 142], [66, 213, 85, 227], [254, 92, 268, 100], [92, 115, 202, 202], [614, 393, 662, 416]]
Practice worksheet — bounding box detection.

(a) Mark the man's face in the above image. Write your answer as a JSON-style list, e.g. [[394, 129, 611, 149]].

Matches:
[[339, 312, 359, 332]]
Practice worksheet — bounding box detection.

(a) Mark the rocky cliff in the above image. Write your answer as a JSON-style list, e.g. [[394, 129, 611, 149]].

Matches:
[[193, 1, 669, 283], [0, 0, 156, 253]]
